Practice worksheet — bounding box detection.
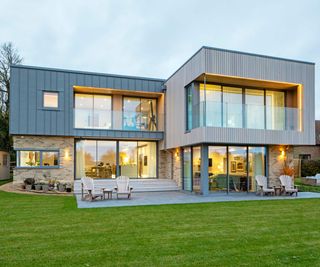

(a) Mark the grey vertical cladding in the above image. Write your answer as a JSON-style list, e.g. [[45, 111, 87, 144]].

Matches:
[[10, 65, 164, 137], [165, 47, 315, 148]]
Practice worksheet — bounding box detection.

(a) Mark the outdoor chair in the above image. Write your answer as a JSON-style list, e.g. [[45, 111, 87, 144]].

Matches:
[[81, 177, 103, 201], [279, 175, 298, 196], [255, 175, 275, 196], [114, 176, 133, 199]]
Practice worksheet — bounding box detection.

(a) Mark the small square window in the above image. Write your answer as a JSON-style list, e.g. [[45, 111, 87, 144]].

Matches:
[[43, 92, 58, 108]]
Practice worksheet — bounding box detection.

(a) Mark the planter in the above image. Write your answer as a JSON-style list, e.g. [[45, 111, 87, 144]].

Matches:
[[34, 184, 42, 191], [58, 184, 66, 192], [42, 184, 49, 192], [25, 184, 33, 191]]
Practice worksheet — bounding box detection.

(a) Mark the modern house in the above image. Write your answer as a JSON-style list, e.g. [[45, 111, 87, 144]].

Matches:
[[10, 47, 315, 195]]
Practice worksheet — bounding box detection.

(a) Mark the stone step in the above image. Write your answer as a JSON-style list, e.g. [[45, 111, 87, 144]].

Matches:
[[73, 179, 179, 194]]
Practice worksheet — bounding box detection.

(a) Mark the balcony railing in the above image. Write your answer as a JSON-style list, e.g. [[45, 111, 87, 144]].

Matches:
[[192, 101, 301, 131], [74, 108, 164, 131]]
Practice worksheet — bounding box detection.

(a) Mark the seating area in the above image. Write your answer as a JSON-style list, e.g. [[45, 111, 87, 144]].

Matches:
[[81, 176, 133, 202], [255, 175, 298, 197]]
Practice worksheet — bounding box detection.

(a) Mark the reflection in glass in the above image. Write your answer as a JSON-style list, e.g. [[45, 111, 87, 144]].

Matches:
[[19, 151, 40, 167], [200, 84, 222, 127], [75, 94, 111, 129], [192, 146, 201, 193], [228, 147, 247, 192], [42, 152, 59, 166], [138, 141, 156, 178], [266, 90, 285, 130], [141, 99, 157, 131], [223, 87, 243, 128], [245, 89, 265, 129], [97, 141, 117, 178], [183, 147, 192, 191], [76, 140, 97, 178], [248, 147, 265, 192], [208, 146, 227, 191], [186, 85, 192, 130], [119, 141, 138, 177]]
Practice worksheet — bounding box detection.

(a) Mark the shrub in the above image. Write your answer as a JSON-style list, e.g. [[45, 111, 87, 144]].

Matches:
[[301, 160, 320, 177], [24, 178, 35, 185]]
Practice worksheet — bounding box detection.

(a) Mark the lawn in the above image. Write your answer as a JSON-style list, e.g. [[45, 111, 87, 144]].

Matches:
[[0, 191, 320, 267]]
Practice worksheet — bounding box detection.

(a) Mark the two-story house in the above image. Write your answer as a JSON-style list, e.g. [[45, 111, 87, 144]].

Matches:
[[10, 47, 315, 195]]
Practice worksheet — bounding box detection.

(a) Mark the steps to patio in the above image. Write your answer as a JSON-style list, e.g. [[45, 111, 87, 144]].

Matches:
[[73, 179, 179, 194]]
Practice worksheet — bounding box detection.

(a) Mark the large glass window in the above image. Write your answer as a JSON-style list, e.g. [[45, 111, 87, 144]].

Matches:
[[223, 87, 243, 128], [119, 141, 138, 177], [76, 140, 116, 179], [245, 89, 265, 129], [228, 147, 247, 192], [200, 84, 222, 127], [266, 90, 285, 130], [248, 147, 266, 192], [74, 93, 112, 129], [186, 85, 193, 131], [17, 150, 59, 168], [192, 146, 201, 193], [123, 97, 157, 131], [137, 142, 157, 178], [208, 146, 227, 192], [183, 147, 192, 191]]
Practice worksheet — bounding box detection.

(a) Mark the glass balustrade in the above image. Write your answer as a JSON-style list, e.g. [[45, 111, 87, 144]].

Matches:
[[192, 101, 300, 131], [74, 108, 163, 131]]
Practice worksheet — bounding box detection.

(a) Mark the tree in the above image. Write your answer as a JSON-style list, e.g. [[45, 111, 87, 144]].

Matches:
[[0, 42, 23, 113], [0, 42, 23, 151]]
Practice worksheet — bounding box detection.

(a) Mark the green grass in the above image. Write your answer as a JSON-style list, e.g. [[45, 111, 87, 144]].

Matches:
[[0, 191, 320, 267], [295, 177, 320, 193]]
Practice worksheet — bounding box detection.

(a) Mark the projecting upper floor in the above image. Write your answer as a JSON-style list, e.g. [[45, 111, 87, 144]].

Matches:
[[165, 46, 315, 148], [9, 65, 165, 140]]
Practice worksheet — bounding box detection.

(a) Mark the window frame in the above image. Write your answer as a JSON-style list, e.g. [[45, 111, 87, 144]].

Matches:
[[16, 149, 60, 169], [43, 91, 59, 109]]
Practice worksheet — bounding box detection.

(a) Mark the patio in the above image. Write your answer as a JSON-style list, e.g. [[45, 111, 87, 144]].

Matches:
[[76, 191, 320, 209]]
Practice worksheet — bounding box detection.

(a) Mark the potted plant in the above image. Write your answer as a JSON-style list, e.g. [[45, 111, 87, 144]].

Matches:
[[24, 178, 35, 191], [48, 179, 56, 191], [65, 183, 72, 193], [34, 183, 42, 191], [57, 182, 66, 192], [42, 182, 49, 192]]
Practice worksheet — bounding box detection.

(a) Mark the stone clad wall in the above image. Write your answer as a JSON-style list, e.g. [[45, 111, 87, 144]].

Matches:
[[268, 145, 293, 187], [293, 146, 320, 159], [13, 136, 74, 186]]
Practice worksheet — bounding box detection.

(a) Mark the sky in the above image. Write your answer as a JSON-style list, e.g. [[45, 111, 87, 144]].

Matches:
[[1, 0, 319, 117]]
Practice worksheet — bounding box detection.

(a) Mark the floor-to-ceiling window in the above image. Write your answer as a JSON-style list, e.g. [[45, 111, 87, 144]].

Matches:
[[245, 89, 265, 129], [200, 84, 222, 127], [192, 146, 201, 193], [123, 97, 157, 131], [183, 147, 192, 191], [76, 140, 157, 179], [208, 146, 227, 191], [74, 93, 112, 129], [228, 147, 248, 192], [76, 140, 116, 179], [248, 147, 266, 192], [223, 86, 243, 128], [266, 90, 285, 130]]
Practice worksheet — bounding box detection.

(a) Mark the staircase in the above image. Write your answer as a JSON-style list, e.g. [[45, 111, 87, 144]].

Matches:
[[73, 179, 179, 194]]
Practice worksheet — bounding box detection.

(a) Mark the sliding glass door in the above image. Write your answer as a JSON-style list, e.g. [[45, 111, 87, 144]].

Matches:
[[183, 148, 192, 191], [208, 146, 227, 192]]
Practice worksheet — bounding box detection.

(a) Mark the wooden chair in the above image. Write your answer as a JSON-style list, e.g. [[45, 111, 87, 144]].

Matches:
[[114, 176, 133, 199], [81, 177, 103, 201], [279, 175, 298, 196], [255, 175, 275, 196]]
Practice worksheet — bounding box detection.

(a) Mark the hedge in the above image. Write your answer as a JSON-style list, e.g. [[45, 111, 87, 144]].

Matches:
[[301, 159, 320, 177]]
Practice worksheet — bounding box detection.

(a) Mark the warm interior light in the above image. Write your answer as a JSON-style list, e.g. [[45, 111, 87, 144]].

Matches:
[[123, 156, 129, 164], [64, 149, 70, 160]]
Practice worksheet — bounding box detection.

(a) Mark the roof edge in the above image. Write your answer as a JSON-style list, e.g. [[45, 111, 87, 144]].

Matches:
[[11, 64, 165, 82]]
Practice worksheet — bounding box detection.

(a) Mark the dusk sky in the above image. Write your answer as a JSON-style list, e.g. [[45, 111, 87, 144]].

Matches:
[[1, 0, 319, 118]]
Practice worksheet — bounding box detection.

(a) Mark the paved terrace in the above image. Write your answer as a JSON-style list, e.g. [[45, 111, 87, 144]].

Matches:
[[76, 191, 320, 209]]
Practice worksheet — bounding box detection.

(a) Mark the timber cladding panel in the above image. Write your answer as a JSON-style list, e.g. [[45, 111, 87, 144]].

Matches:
[[165, 47, 315, 149]]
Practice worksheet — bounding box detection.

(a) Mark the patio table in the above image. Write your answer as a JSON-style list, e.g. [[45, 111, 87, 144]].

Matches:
[[102, 188, 113, 200]]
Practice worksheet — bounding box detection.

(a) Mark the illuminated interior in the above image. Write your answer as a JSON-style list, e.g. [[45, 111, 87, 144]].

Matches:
[[43, 92, 58, 108]]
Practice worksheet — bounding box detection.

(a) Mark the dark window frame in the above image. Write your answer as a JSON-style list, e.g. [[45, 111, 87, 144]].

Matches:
[[16, 149, 60, 169]]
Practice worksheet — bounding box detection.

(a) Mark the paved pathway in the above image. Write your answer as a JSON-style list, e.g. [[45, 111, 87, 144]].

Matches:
[[76, 191, 320, 209]]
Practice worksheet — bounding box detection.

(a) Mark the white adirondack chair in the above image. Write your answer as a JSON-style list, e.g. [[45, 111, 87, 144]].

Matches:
[[255, 175, 275, 196], [81, 177, 103, 201], [114, 176, 133, 199], [279, 175, 298, 196]]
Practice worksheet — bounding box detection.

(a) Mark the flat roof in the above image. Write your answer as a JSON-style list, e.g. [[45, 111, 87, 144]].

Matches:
[[11, 64, 165, 83]]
